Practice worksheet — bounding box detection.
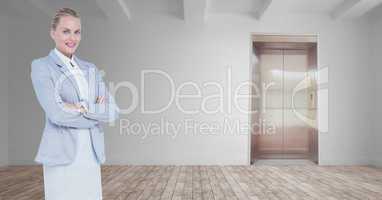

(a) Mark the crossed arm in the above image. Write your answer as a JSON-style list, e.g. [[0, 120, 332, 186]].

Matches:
[[80, 65, 120, 123], [31, 60, 120, 128], [65, 95, 112, 119], [64, 96, 104, 114]]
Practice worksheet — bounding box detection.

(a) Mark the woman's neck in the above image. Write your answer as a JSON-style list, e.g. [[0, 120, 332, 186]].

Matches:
[[56, 48, 72, 59]]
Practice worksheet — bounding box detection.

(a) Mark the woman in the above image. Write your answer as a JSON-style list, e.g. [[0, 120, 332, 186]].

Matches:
[[30, 8, 119, 200]]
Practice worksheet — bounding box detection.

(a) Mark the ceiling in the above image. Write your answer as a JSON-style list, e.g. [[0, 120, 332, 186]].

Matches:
[[5, 0, 382, 22], [268, 0, 344, 14], [208, 0, 264, 14]]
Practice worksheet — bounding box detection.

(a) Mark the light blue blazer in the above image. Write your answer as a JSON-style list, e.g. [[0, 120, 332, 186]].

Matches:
[[31, 49, 120, 166]]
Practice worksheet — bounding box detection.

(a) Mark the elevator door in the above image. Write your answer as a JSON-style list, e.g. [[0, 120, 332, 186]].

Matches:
[[254, 48, 314, 159]]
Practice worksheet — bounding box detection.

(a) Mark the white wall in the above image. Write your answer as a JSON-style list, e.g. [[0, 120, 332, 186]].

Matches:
[[7, 6, 376, 165], [0, 16, 8, 166], [7, 14, 52, 165], [369, 5, 382, 167]]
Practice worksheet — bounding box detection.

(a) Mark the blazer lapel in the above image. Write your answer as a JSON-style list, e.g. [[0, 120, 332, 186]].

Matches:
[[48, 50, 82, 101]]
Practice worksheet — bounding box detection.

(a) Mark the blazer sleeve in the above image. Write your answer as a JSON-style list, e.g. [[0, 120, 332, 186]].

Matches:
[[83, 65, 120, 123], [31, 59, 99, 128]]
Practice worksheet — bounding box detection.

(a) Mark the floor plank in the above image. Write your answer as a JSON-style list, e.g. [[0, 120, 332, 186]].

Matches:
[[0, 165, 381, 200]]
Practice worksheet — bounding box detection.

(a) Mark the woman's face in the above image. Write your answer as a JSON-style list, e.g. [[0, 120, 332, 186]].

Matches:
[[50, 16, 81, 58]]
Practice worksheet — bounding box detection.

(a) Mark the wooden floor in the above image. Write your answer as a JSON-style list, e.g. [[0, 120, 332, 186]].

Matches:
[[1, 165, 382, 200]]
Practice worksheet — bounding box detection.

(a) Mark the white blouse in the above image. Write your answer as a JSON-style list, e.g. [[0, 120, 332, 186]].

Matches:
[[54, 48, 89, 103]]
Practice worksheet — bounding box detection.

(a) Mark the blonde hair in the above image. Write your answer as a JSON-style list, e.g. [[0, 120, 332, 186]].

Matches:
[[51, 8, 80, 30]]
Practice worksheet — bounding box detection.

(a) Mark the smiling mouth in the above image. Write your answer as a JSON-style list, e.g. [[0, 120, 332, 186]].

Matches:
[[66, 43, 76, 48]]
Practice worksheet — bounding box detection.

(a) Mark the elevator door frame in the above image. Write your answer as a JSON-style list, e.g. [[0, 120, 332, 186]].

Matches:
[[249, 34, 319, 165]]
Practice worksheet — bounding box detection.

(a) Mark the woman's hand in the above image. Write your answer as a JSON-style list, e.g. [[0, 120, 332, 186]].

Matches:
[[96, 96, 105, 104], [77, 105, 88, 113], [64, 103, 78, 110], [64, 103, 87, 113]]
